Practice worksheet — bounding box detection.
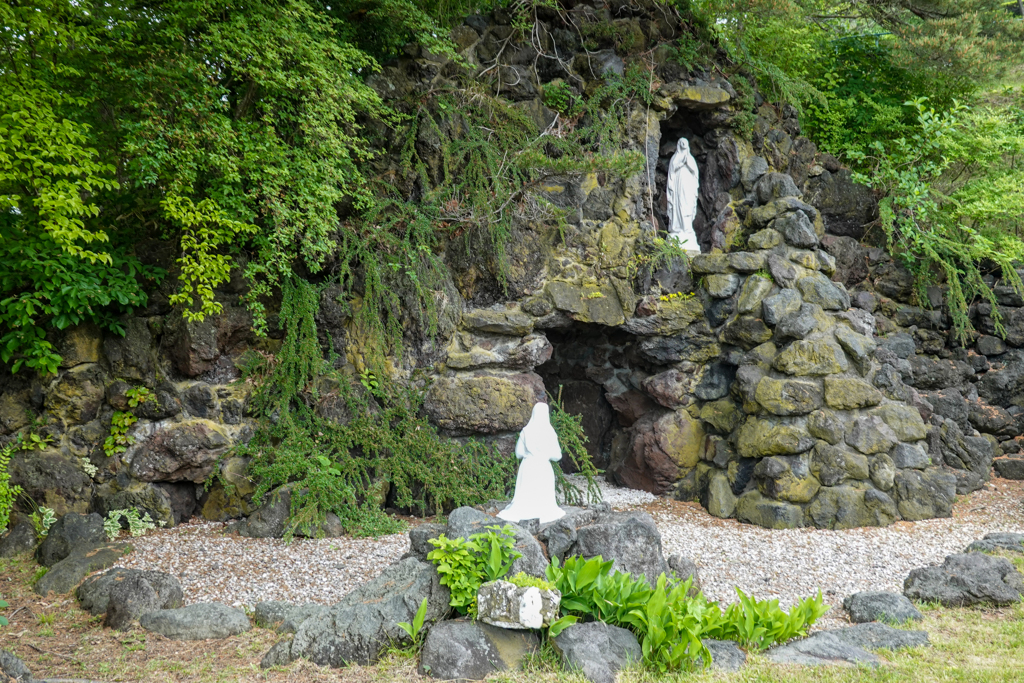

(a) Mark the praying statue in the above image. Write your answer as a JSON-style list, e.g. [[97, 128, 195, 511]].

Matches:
[[498, 403, 566, 525], [666, 138, 700, 251]]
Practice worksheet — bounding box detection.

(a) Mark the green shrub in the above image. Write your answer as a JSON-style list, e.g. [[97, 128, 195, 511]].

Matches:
[[426, 524, 521, 615], [705, 587, 829, 651], [0, 443, 22, 533]]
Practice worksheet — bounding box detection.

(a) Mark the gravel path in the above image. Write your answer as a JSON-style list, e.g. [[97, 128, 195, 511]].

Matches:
[[115, 477, 1024, 628]]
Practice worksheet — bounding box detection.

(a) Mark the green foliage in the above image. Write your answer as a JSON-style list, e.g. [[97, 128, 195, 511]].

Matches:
[[0, 598, 8, 627], [705, 587, 829, 651], [507, 572, 555, 591], [547, 388, 602, 507], [542, 81, 583, 118], [848, 97, 1024, 343], [0, 443, 23, 533], [626, 237, 690, 283], [105, 412, 139, 458], [30, 507, 57, 538], [547, 554, 829, 671], [396, 596, 429, 648], [239, 278, 517, 538], [104, 508, 162, 541], [427, 525, 521, 615]]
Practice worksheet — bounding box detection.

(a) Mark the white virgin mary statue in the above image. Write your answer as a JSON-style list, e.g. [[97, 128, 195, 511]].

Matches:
[[498, 403, 566, 525], [666, 138, 700, 252]]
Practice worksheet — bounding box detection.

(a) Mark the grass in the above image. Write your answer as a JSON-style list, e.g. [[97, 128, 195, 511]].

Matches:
[[0, 554, 1022, 682]]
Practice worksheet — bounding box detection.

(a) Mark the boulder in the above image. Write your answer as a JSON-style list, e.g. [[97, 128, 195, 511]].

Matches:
[[476, 580, 560, 629], [808, 487, 897, 529], [755, 378, 823, 416], [823, 377, 882, 410], [764, 632, 879, 667], [551, 622, 642, 683], [720, 316, 773, 350], [424, 373, 545, 434], [231, 486, 292, 539], [965, 533, 1024, 554], [807, 410, 845, 445], [572, 512, 667, 586], [93, 481, 175, 529], [904, 553, 1024, 607], [870, 403, 929, 442], [845, 416, 898, 455], [893, 468, 956, 521], [775, 304, 833, 342], [735, 491, 803, 529], [0, 650, 33, 682], [0, 514, 38, 558], [810, 442, 869, 486], [736, 275, 773, 314], [776, 211, 818, 248], [968, 402, 1016, 437], [254, 601, 327, 633], [45, 363, 107, 425], [930, 419, 994, 493], [78, 568, 181, 616], [736, 416, 815, 458], [129, 419, 233, 483], [701, 639, 746, 671], [286, 557, 450, 666], [890, 443, 930, 470], [762, 290, 802, 326], [107, 571, 184, 630], [843, 591, 922, 624], [34, 543, 127, 596], [834, 327, 876, 367], [922, 389, 969, 431], [774, 339, 848, 376], [826, 623, 929, 650], [419, 619, 539, 680], [9, 449, 93, 516], [445, 507, 547, 578], [610, 409, 704, 495], [140, 603, 251, 639], [796, 273, 850, 310], [753, 456, 820, 503], [37, 512, 106, 567]]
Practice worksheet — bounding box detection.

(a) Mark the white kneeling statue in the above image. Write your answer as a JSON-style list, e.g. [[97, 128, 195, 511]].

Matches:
[[498, 403, 566, 525], [666, 138, 700, 252]]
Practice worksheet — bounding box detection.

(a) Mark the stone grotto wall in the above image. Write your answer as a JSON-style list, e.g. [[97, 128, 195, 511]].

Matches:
[[0, 0, 1016, 534]]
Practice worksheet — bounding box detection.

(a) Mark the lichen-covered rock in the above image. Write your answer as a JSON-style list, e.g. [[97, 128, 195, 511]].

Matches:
[[706, 273, 741, 298], [807, 409, 845, 445], [846, 416, 898, 455], [736, 275, 773, 314], [755, 377, 823, 416], [704, 471, 737, 518], [810, 442, 868, 486], [774, 339, 848, 376], [572, 511, 668, 587], [106, 570, 184, 630], [893, 468, 956, 520], [141, 603, 251, 639], [610, 409, 704, 495], [419, 619, 539, 681], [545, 281, 627, 326], [461, 307, 533, 335], [869, 454, 896, 491], [796, 272, 850, 310], [775, 303, 834, 341], [890, 442, 930, 469], [735, 490, 803, 529], [720, 316, 773, 349], [824, 377, 882, 410], [476, 580, 560, 629], [45, 363, 108, 425], [753, 455, 820, 503], [808, 486, 897, 529], [129, 419, 232, 483], [871, 403, 929, 442], [737, 416, 815, 458], [762, 289, 802, 326], [424, 373, 544, 434], [699, 399, 743, 433]]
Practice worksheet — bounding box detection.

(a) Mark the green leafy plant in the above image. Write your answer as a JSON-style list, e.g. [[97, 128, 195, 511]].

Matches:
[[104, 411, 138, 458], [124, 386, 155, 408], [507, 572, 554, 591], [706, 588, 830, 651], [0, 443, 23, 533], [426, 525, 521, 615], [104, 508, 162, 540], [548, 387, 602, 507], [396, 597, 429, 649], [0, 598, 9, 627]]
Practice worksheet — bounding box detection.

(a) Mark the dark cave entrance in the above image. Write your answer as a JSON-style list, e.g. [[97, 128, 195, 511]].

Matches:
[[536, 322, 664, 473]]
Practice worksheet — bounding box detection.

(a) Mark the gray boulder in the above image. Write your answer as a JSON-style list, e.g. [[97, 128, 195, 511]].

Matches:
[[407, 523, 447, 561], [965, 532, 1024, 554], [552, 622, 642, 683], [36, 512, 105, 567], [77, 568, 181, 617], [764, 632, 880, 667], [993, 458, 1024, 480], [843, 591, 922, 624], [702, 639, 746, 671], [445, 507, 547, 577], [107, 571, 184, 630], [893, 468, 956, 521], [232, 486, 292, 538], [140, 603, 251, 639], [34, 543, 126, 596], [286, 557, 450, 666], [253, 601, 327, 633], [904, 553, 1024, 607], [827, 623, 929, 650], [0, 650, 32, 682], [419, 619, 538, 680], [0, 514, 38, 558], [571, 511, 668, 586]]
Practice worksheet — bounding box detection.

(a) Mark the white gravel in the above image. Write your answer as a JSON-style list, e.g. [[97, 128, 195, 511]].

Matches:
[[114, 477, 1024, 628]]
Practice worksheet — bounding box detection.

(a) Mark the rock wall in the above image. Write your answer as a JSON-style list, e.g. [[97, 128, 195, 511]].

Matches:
[[0, 0, 1013, 532]]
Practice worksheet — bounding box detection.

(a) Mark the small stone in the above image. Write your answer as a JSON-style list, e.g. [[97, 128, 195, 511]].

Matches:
[[827, 623, 929, 650], [762, 290, 803, 326], [846, 416, 898, 455], [702, 639, 746, 671], [140, 603, 251, 640], [843, 591, 923, 624], [748, 228, 782, 250], [824, 377, 883, 410]]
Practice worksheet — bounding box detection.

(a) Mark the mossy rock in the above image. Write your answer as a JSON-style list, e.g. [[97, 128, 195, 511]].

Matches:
[[754, 377, 823, 416], [824, 377, 883, 410], [736, 416, 816, 458], [424, 373, 543, 434], [735, 491, 803, 529], [773, 339, 849, 376]]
